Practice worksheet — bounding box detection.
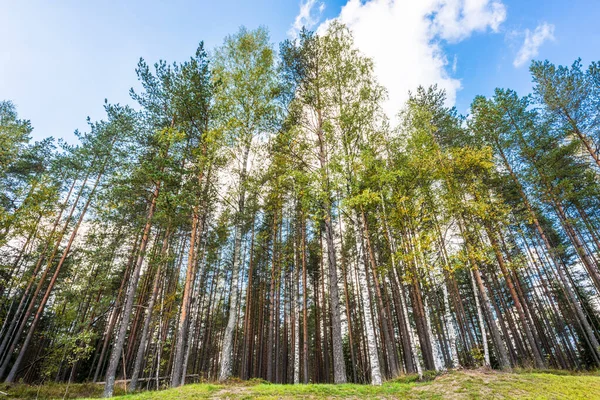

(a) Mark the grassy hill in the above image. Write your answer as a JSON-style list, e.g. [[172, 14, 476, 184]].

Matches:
[[3, 370, 600, 399]]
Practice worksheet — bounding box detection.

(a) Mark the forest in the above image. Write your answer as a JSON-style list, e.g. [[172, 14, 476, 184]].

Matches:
[[1, 22, 600, 398]]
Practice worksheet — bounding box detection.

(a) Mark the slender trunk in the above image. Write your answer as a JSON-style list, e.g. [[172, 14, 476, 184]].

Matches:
[[5, 167, 103, 383], [471, 265, 510, 370], [469, 268, 490, 367], [129, 229, 170, 390], [319, 233, 330, 382], [0, 178, 76, 366], [219, 142, 250, 381], [266, 211, 279, 382], [495, 141, 600, 361], [314, 103, 347, 383], [301, 217, 309, 384], [378, 203, 419, 375], [352, 216, 382, 385], [293, 221, 300, 384], [484, 223, 546, 369], [563, 111, 600, 169], [442, 282, 459, 368], [338, 211, 358, 382], [103, 181, 161, 397], [361, 210, 399, 377], [93, 233, 140, 382], [172, 210, 201, 387], [241, 219, 255, 380]]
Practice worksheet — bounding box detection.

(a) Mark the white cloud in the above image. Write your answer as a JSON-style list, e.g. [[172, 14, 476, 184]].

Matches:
[[288, 0, 326, 38], [432, 0, 506, 42], [315, 0, 507, 117], [513, 22, 555, 68]]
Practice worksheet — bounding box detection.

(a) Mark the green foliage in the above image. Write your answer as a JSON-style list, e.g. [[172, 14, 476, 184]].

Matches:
[[39, 330, 96, 381], [2, 17, 600, 394]]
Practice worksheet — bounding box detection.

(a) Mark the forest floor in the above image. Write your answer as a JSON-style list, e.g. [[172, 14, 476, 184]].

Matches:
[[3, 369, 600, 399]]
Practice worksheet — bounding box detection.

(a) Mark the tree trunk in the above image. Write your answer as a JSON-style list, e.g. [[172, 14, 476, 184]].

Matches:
[[301, 217, 309, 384], [485, 223, 546, 369], [130, 229, 169, 390], [219, 142, 250, 381], [5, 167, 103, 383], [241, 219, 256, 380], [361, 210, 399, 378], [314, 104, 347, 384], [172, 210, 201, 387], [103, 181, 161, 397], [352, 217, 382, 385]]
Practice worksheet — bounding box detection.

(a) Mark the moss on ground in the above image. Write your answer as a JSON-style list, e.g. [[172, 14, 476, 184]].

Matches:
[[3, 369, 600, 399]]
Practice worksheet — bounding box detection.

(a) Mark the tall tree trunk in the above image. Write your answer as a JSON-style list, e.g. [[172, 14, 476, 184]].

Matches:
[[172, 210, 201, 387], [266, 210, 279, 382], [378, 203, 420, 376], [293, 222, 300, 384], [441, 281, 460, 368], [5, 166, 104, 383], [319, 233, 331, 382], [484, 223, 546, 369], [469, 268, 491, 367], [130, 229, 170, 390], [471, 265, 511, 370], [103, 181, 161, 397], [0, 178, 77, 367], [337, 210, 358, 382], [241, 219, 256, 380], [301, 217, 309, 384], [495, 140, 600, 361], [219, 142, 250, 381], [92, 233, 140, 382], [315, 106, 347, 384], [353, 223, 383, 385], [361, 210, 399, 377], [563, 110, 600, 169]]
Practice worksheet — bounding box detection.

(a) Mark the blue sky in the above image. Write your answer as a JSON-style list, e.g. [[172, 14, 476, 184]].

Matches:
[[1, 0, 598, 143]]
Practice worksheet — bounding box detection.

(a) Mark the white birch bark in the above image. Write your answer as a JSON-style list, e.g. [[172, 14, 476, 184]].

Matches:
[[470, 268, 490, 367], [293, 237, 300, 384], [219, 229, 243, 381], [353, 221, 382, 385], [379, 198, 422, 379], [424, 297, 443, 371], [442, 282, 459, 368], [219, 143, 250, 381]]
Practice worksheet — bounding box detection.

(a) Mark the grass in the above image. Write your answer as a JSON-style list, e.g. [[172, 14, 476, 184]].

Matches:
[[0, 381, 127, 399], [3, 369, 600, 399]]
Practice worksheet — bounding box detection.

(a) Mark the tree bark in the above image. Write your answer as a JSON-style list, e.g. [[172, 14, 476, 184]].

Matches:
[[130, 229, 170, 390], [352, 218, 382, 385], [103, 181, 161, 397]]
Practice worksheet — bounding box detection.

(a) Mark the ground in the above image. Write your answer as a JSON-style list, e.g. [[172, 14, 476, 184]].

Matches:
[[2, 369, 600, 399]]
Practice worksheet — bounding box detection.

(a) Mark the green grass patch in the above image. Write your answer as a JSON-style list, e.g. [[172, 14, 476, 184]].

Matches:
[[4, 370, 600, 399], [1, 381, 127, 399]]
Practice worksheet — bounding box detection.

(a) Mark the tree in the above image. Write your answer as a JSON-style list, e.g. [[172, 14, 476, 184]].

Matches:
[[213, 26, 281, 382]]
